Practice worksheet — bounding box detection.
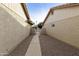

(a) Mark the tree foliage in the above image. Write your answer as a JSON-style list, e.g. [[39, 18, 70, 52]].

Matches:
[[38, 22, 43, 29]]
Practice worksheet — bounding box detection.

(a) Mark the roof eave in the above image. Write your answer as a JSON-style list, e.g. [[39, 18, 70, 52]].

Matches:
[[21, 3, 34, 25], [42, 9, 54, 26]]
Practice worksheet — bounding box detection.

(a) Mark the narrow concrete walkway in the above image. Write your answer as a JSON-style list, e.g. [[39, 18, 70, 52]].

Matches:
[[25, 31, 41, 56], [8, 28, 79, 56]]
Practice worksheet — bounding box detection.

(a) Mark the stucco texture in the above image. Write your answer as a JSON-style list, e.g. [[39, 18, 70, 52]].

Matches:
[[0, 4, 31, 55], [43, 6, 79, 49]]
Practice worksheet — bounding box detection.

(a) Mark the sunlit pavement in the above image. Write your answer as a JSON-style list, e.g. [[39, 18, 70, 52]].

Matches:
[[25, 29, 41, 56], [8, 28, 79, 56]]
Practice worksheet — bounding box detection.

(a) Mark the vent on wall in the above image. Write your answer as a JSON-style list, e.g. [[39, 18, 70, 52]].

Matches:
[[52, 24, 55, 27]]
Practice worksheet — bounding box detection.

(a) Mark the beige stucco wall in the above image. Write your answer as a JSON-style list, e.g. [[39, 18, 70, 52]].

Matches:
[[43, 6, 79, 48], [0, 4, 31, 55], [2, 3, 27, 21], [44, 6, 79, 25]]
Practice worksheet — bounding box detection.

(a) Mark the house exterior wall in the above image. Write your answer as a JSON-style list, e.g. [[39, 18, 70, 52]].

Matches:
[[43, 6, 79, 48], [0, 4, 31, 55], [2, 3, 27, 21], [44, 6, 79, 25]]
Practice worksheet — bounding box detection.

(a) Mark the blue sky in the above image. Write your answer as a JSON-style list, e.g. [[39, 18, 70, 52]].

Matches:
[[27, 3, 63, 24]]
